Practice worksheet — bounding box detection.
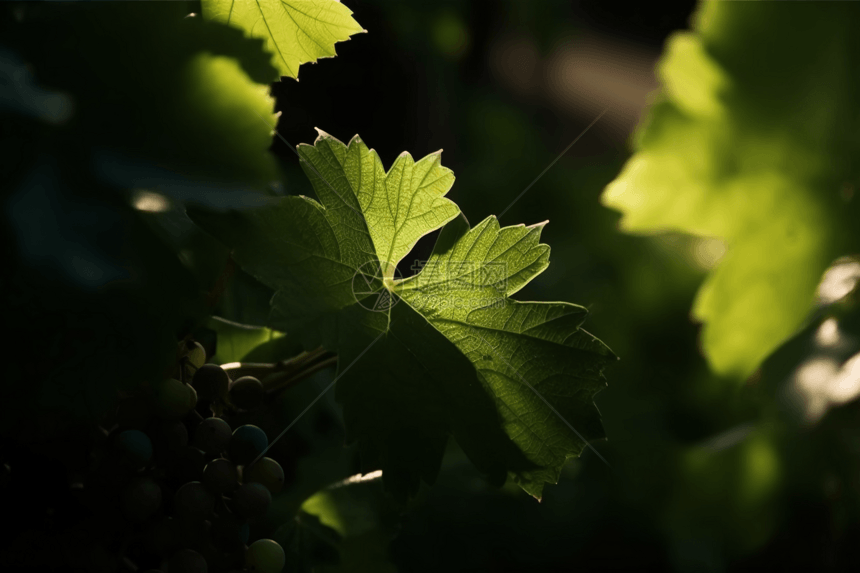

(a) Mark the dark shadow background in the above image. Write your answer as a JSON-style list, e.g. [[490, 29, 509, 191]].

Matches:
[[5, 1, 860, 572]]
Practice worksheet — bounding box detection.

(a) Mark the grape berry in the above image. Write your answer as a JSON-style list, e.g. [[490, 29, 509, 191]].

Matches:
[[0, 338, 290, 572], [229, 376, 265, 410]]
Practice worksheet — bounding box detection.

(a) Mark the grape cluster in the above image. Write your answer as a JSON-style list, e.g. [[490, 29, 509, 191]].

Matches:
[[0, 339, 288, 573]]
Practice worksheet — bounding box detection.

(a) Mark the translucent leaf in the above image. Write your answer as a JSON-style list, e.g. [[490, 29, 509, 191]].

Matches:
[[206, 316, 301, 363], [601, 1, 860, 379], [201, 0, 365, 81], [190, 132, 615, 501]]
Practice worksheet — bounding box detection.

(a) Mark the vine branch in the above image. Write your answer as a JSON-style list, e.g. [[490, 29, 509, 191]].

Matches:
[[221, 346, 338, 400]]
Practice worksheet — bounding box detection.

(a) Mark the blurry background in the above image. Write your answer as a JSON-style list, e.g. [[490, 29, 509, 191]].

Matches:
[[4, 0, 860, 571], [269, 1, 860, 571]]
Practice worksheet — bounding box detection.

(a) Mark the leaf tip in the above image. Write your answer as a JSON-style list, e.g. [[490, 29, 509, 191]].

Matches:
[[313, 128, 350, 150]]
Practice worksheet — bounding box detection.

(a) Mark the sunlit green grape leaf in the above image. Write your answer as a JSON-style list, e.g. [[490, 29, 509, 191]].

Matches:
[[201, 0, 365, 81], [189, 131, 614, 501], [601, 1, 860, 379]]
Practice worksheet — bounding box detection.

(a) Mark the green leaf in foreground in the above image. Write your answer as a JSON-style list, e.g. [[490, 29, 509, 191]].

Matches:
[[601, 1, 860, 379], [190, 131, 615, 501], [201, 0, 365, 81]]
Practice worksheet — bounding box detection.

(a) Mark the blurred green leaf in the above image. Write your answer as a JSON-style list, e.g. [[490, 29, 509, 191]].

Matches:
[[601, 1, 860, 379], [207, 316, 302, 363], [2, 171, 208, 431], [276, 511, 341, 572], [8, 3, 281, 196], [299, 476, 398, 573], [666, 428, 781, 556], [0, 48, 73, 124]]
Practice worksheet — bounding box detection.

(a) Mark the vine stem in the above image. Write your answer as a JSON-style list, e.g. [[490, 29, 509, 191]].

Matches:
[[221, 346, 338, 399]]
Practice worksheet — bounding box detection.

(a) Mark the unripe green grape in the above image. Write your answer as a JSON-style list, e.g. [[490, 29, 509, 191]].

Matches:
[[228, 376, 264, 410], [191, 364, 230, 402], [168, 549, 208, 573], [243, 457, 284, 494], [191, 417, 231, 455], [245, 539, 285, 573], [122, 477, 162, 521], [229, 482, 271, 520], [202, 458, 238, 494], [173, 481, 215, 521], [152, 378, 197, 420], [180, 340, 207, 382], [113, 429, 153, 469], [190, 327, 217, 366], [186, 340, 206, 370], [227, 425, 268, 466]]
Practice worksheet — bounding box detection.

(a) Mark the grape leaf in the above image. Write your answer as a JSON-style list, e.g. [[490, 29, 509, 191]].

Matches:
[[206, 316, 302, 364], [298, 475, 399, 573], [189, 131, 615, 500], [201, 0, 365, 81], [601, 1, 860, 379]]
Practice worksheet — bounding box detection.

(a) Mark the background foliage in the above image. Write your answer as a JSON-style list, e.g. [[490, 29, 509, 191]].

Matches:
[[3, 0, 860, 571]]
